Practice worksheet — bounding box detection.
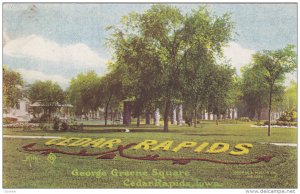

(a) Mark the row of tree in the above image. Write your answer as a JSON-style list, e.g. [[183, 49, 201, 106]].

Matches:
[[240, 45, 296, 136], [105, 5, 235, 131], [3, 5, 297, 136], [104, 5, 296, 134]]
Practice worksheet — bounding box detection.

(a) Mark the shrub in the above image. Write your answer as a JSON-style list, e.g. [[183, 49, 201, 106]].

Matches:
[[185, 117, 192, 126], [239, 117, 250, 122], [69, 123, 84, 131], [263, 121, 277, 126], [291, 122, 297, 126], [39, 114, 50, 122], [3, 117, 17, 124], [60, 122, 69, 131], [29, 118, 40, 123], [256, 120, 264, 126], [263, 120, 297, 127], [279, 111, 297, 122], [53, 120, 60, 131], [79, 123, 84, 131], [39, 123, 50, 131], [276, 121, 286, 126], [264, 120, 269, 125], [39, 123, 44, 129], [23, 125, 32, 131]]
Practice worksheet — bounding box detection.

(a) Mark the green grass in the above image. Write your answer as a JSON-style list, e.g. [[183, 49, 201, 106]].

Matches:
[[3, 122, 297, 188]]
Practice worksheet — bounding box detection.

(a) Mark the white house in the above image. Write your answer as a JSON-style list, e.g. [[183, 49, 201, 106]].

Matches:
[[3, 99, 31, 121], [3, 98, 75, 122]]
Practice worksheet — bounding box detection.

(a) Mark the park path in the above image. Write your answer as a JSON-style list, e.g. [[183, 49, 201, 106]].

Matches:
[[268, 143, 297, 147], [3, 135, 60, 139], [3, 135, 298, 147]]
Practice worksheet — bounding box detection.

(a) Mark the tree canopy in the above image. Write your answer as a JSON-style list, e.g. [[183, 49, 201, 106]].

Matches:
[[27, 80, 65, 106], [107, 5, 235, 131], [252, 45, 297, 136], [27, 80, 65, 122], [283, 80, 297, 112], [96, 69, 123, 125], [3, 66, 24, 110], [68, 71, 101, 116], [240, 64, 270, 119]]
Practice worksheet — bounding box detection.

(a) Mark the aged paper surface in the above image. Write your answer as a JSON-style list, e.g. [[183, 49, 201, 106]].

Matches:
[[2, 2, 297, 191]]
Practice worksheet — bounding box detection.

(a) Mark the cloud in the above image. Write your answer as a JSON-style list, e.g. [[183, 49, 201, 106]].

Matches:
[[3, 32, 10, 46], [3, 34, 107, 68], [16, 68, 70, 88], [223, 42, 256, 74]]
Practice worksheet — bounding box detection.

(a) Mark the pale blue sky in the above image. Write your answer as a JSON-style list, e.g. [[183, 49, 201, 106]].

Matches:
[[3, 3, 297, 88]]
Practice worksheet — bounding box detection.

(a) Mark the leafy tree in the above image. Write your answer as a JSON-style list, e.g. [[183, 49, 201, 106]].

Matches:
[[183, 60, 213, 127], [182, 7, 234, 127], [284, 80, 297, 111], [240, 64, 286, 120], [108, 34, 162, 127], [3, 66, 23, 110], [252, 45, 297, 136], [27, 80, 65, 122], [240, 64, 269, 119], [69, 69, 123, 125], [227, 76, 242, 117], [108, 5, 234, 131], [207, 64, 235, 125], [97, 70, 123, 126], [68, 71, 101, 117]]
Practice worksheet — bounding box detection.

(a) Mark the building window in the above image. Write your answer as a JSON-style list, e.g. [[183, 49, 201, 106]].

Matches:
[[25, 104, 29, 112]]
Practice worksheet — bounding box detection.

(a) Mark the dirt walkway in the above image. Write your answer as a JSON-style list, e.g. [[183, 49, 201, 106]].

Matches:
[[3, 135, 60, 139]]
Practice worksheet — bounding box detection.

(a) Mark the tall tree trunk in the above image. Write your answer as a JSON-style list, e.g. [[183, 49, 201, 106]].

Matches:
[[145, 112, 151, 124], [216, 113, 219, 125], [216, 109, 220, 125], [104, 106, 108, 126], [137, 115, 140, 127], [123, 101, 132, 125], [194, 107, 197, 128], [104, 94, 112, 126], [110, 108, 113, 121], [170, 107, 174, 125], [268, 85, 273, 136], [112, 110, 116, 125], [163, 100, 171, 132]]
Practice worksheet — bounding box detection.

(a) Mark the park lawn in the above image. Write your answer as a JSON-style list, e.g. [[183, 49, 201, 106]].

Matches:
[[3, 122, 297, 188], [3, 121, 297, 143]]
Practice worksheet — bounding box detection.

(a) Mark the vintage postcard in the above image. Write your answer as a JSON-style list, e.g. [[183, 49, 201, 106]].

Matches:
[[2, 2, 298, 191]]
